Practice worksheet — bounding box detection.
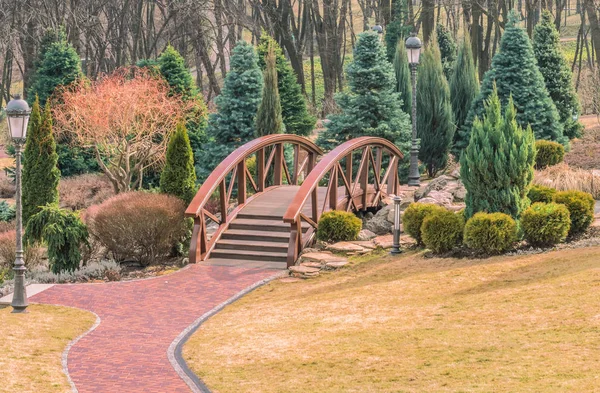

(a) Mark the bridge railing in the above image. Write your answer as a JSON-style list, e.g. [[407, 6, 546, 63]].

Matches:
[[185, 134, 323, 263], [282, 137, 404, 266]]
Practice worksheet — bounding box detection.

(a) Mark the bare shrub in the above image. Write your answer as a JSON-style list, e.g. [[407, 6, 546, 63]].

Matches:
[[0, 230, 44, 269], [0, 177, 15, 198], [59, 173, 115, 211], [533, 163, 600, 199], [85, 192, 186, 265]]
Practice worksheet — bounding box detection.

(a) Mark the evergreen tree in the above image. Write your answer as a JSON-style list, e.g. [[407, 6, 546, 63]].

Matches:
[[533, 11, 583, 139], [256, 44, 284, 136], [385, 0, 412, 62], [317, 32, 412, 179], [256, 34, 315, 136], [417, 43, 455, 177], [456, 12, 566, 155], [22, 98, 60, 223], [160, 123, 197, 204], [436, 24, 457, 80], [197, 41, 263, 182], [460, 86, 536, 220], [450, 34, 479, 155], [393, 41, 412, 115], [27, 31, 82, 106]]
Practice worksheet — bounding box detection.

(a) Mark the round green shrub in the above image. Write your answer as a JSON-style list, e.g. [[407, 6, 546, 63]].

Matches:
[[535, 140, 564, 169], [403, 203, 447, 245], [464, 212, 518, 254], [553, 190, 595, 235], [528, 184, 557, 203], [317, 211, 362, 243], [521, 202, 570, 247], [421, 210, 464, 253]]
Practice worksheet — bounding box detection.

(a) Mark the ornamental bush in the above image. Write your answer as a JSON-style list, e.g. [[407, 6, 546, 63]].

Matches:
[[553, 190, 595, 235], [86, 192, 186, 265], [463, 212, 518, 254], [528, 184, 557, 204], [535, 140, 564, 169], [421, 210, 464, 253], [521, 202, 571, 246], [317, 211, 362, 243], [0, 230, 44, 269], [402, 203, 447, 245], [160, 122, 197, 204]]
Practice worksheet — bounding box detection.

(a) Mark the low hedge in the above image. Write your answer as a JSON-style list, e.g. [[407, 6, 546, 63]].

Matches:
[[421, 210, 464, 253], [403, 203, 447, 245], [528, 185, 556, 204], [535, 140, 564, 169], [463, 212, 518, 254], [317, 211, 362, 243], [521, 202, 571, 247], [553, 190, 595, 235]]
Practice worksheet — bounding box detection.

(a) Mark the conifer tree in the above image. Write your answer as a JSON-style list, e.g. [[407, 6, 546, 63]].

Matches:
[[456, 12, 566, 155], [393, 41, 412, 115], [256, 44, 284, 136], [436, 24, 457, 80], [22, 98, 60, 223], [256, 34, 315, 136], [450, 34, 479, 155], [460, 86, 536, 220], [317, 32, 412, 178], [160, 123, 197, 204], [417, 43, 455, 177], [533, 11, 583, 139], [197, 41, 263, 181], [385, 0, 412, 62]]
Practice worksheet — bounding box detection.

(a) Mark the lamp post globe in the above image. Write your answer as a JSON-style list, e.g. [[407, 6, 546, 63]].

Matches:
[[405, 33, 422, 187], [5, 94, 31, 313]]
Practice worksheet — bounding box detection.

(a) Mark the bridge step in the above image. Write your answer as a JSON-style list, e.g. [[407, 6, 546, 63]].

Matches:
[[229, 218, 310, 233], [221, 229, 290, 243], [215, 239, 288, 253], [210, 249, 288, 262]]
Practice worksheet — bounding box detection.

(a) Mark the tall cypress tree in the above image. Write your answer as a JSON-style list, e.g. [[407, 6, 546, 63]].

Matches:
[[22, 99, 60, 223], [160, 123, 197, 204], [460, 86, 536, 220], [417, 43, 455, 177], [197, 41, 263, 182], [450, 34, 479, 155], [456, 12, 566, 155], [393, 41, 412, 115], [533, 11, 583, 139], [256, 34, 315, 136], [256, 44, 284, 136], [436, 24, 457, 80]]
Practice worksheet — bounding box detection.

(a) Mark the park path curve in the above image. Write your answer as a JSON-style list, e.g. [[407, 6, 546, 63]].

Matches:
[[30, 264, 278, 393]]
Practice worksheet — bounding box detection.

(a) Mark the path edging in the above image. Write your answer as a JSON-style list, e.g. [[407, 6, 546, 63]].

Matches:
[[168, 271, 287, 393]]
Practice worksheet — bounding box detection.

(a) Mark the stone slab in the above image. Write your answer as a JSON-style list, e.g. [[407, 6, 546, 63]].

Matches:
[[300, 252, 346, 263], [0, 284, 55, 305], [326, 242, 366, 252]]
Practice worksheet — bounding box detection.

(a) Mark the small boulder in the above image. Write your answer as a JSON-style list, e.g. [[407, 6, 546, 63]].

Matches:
[[325, 261, 348, 268], [358, 229, 377, 240], [300, 252, 346, 264], [327, 242, 366, 252]]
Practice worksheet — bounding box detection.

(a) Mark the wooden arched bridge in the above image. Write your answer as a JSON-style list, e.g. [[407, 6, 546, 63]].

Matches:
[[185, 134, 404, 269]]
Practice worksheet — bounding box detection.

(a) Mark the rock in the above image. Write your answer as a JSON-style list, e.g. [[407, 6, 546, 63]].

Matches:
[[280, 277, 303, 283], [417, 197, 446, 206], [364, 205, 393, 235], [300, 247, 320, 255], [300, 252, 346, 264], [326, 261, 348, 268], [327, 242, 366, 252], [289, 265, 320, 274], [451, 184, 467, 202], [358, 229, 377, 240], [350, 241, 377, 249], [426, 190, 454, 206], [448, 166, 461, 179], [373, 234, 394, 248], [300, 261, 323, 268], [414, 176, 452, 200]]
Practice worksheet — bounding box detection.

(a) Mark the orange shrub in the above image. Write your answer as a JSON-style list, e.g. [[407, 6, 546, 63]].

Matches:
[[59, 173, 115, 211], [0, 230, 44, 269]]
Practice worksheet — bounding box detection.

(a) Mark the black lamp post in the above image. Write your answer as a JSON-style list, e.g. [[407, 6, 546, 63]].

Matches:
[[405, 32, 422, 187], [5, 95, 31, 313]]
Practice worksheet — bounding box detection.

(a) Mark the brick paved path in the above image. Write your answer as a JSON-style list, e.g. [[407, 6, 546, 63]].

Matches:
[[31, 264, 278, 392]]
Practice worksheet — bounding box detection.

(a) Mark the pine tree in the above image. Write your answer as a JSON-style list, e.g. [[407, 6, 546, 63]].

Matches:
[[393, 41, 412, 115], [436, 24, 457, 80], [385, 0, 412, 62], [256, 44, 284, 136], [460, 86, 536, 220], [197, 41, 263, 182], [256, 34, 315, 136], [317, 32, 412, 179], [160, 123, 197, 204], [533, 11, 583, 139], [417, 43, 455, 177], [449, 34, 479, 155], [22, 98, 60, 223], [456, 12, 566, 155], [27, 31, 82, 106]]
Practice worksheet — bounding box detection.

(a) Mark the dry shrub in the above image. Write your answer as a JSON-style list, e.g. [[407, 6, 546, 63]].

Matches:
[[0, 177, 15, 198], [85, 191, 186, 265], [533, 163, 600, 200], [59, 173, 115, 210], [0, 221, 14, 233], [0, 230, 44, 268]]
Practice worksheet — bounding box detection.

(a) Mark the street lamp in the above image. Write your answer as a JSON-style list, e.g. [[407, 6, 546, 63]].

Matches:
[[405, 32, 422, 187], [390, 195, 402, 255], [5, 95, 31, 313]]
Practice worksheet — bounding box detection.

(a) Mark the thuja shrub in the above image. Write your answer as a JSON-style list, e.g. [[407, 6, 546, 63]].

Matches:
[[403, 203, 447, 245], [535, 140, 564, 169], [553, 190, 595, 235], [85, 192, 186, 265], [463, 212, 518, 254], [421, 210, 464, 253], [528, 184, 557, 203], [317, 211, 362, 243], [521, 202, 571, 247]]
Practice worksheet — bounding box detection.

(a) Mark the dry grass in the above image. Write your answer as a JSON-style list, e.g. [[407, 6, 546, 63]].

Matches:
[[184, 247, 600, 393], [0, 304, 95, 393], [533, 162, 600, 199]]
